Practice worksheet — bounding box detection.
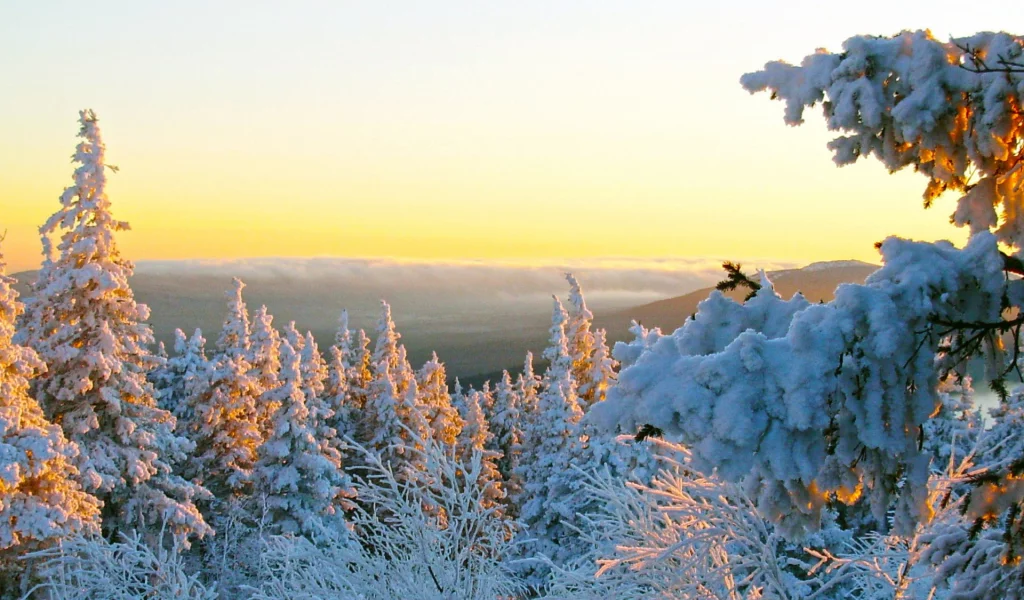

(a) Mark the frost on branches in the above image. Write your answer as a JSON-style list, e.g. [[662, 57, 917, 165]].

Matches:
[[740, 31, 1024, 253], [19, 110, 208, 542], [594, 234, 1007, 537], [255, 437, 520, 600], [0, 246, 99, 557]]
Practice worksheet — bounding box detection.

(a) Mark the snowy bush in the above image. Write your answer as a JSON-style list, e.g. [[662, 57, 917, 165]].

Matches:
[[24, 528, 216, 600], [254, 436, 521, 600]]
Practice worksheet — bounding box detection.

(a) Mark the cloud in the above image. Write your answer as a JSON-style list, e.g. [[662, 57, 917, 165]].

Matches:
[[134, 255, 807, 308]]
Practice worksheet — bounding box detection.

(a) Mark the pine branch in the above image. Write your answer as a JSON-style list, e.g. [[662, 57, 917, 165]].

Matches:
[[957, 43, 1024, 74], [716, 261, 761, 302]]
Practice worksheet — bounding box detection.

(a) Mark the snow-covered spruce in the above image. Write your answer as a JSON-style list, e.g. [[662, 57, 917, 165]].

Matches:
[[514, 297, 586, 581], [216, 278, 250, 362], [18, 110, 209, 542], [181, 282, 263, 501], [455, 389, 505, 512], [359, 359, 431, 486], [247, 305, 282, 441], [741, 31, 1024, 253], [594, 235, 1008, 538], [331, 310, 372, 422], [253, 339, 354, 536], [417, 351, 462, 447], [153, 328, 210, 429], [0, 245, 100, 557], [488, 370, 523, 505]]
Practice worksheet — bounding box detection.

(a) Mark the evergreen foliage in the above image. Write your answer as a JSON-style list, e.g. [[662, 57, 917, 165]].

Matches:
[[18, 110, 209, 542]]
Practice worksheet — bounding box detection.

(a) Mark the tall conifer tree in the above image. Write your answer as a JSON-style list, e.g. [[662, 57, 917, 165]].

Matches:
[[19, 111, 209, 541]]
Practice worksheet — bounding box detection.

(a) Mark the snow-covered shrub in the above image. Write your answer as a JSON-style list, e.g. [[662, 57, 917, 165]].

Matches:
[[547, 432, 984, 600], [254, 436, 521, 600], [24, 527, 215, 600], [546, 439, 802, 599]]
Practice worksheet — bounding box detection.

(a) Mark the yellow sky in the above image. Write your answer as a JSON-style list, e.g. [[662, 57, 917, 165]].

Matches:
[[4, 1, 1010, 274]]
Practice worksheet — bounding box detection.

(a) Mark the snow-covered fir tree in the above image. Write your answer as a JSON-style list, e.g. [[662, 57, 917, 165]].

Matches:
[[282, 320, 304, 354], [0, 247, 100, 557], [516, 351, 541, 418], [455, 389, 504, 512], [372, 300, 407, 382], [417, 352, 461, 447], [182, 283, 263, 501], [488, 370, 523, 505], [247, 305, 282, 440], [300, 330, 348, 465], [332, 311, 371, 419], [360, 359, 431, 485], [216, 278, 250, 362], [153, 328, 209, 428], [514, 297, 585, 580], [254, 340, 354, 536], [18, 110, 209, 542], [324, 346, 355, 446], [563, 273, 600, 409], [585, 328, 617, 406], [299, 331, 328, 419]]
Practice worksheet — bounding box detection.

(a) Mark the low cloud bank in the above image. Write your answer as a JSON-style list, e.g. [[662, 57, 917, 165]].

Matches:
[[135, 256, 805, 309]]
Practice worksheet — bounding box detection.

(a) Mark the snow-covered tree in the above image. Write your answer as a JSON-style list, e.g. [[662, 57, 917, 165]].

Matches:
[[216, 278, 250, 362], [359, 359, 431, 484], [488, 370, 523, 503], [695, 31, 1024, 563], [564, 273, 600, 409], [182, 284, 263, 501], [417, 352, 461, 447], [324, 345, 355, 447], [372, 300, 406, 382], [455, 390, 504, 511], [300, 332, 326, 397], [332, 310, 371, 417], [183, 352, 262, 501], [254, 339, 354, 536], [611, 320, 662, 369], [153, 329, 209, 428], [594, 246, 1011, 538], [247, 305, 282, 440], [282, 321, 304, 354], [584, 329, 617, 406], [587, 32, 1024, 553], [516, 351, 541, 417], [741, 31, 1024, 254], [515, 297, 586, 580], [0, 247, 100, 557], [19, 110, 208, 542]]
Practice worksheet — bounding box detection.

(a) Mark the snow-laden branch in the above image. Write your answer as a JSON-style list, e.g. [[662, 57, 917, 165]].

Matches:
[[592, 233, 1007, 537]]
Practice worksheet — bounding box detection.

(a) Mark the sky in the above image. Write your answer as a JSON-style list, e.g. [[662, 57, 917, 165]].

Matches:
[[2, 2, 1021, 274]]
